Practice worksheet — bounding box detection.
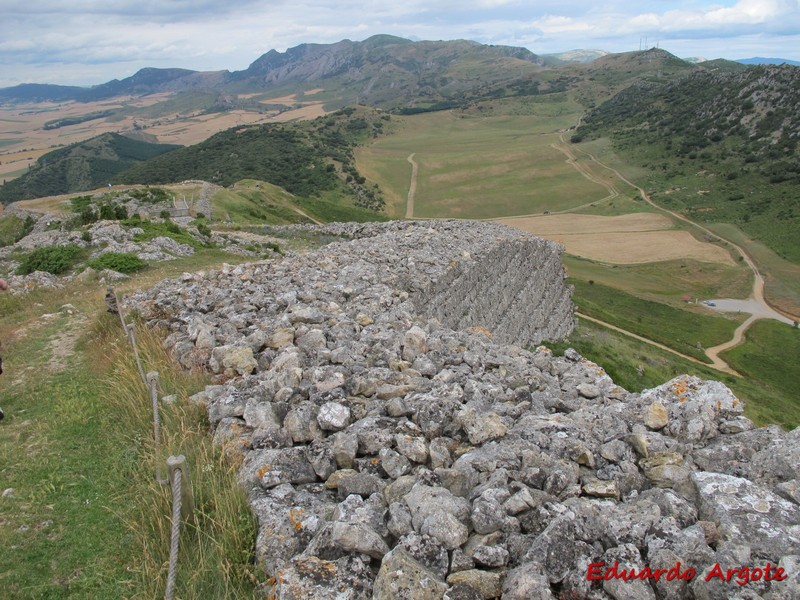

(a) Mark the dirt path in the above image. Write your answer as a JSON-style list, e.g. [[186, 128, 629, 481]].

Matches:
[[576, 312, 739, 376], [704, 314, 758, 372], [290, 206, 323, 225], [550, 142, 619, 207], [551, 124, 797, 369], [405, 153, 418, 219]]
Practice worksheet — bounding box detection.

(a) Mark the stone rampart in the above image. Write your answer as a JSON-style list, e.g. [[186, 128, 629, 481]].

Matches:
[[126, 220, 800, 600]]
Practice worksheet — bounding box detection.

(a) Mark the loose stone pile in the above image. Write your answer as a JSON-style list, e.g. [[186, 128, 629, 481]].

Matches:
[[127, 220, 800, 599]]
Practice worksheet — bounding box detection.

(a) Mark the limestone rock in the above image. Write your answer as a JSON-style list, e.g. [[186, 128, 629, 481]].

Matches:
[[372, 548, 448, 600], [692, 471, 800, 559], [644, 401, 669, 430]]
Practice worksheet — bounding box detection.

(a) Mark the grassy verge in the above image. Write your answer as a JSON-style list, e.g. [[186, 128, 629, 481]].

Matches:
[[0, 266, 262, 598], [570, 278, 742, 363], [548, 317, 799, 429], [720, 320, 800, 427]]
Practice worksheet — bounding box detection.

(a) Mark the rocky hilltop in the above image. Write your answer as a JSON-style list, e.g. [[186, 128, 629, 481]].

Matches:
[[128, 220, 800, 599]]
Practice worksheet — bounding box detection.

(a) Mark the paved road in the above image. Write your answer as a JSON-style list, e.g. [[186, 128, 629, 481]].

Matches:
[[706, 298, 794, 325]]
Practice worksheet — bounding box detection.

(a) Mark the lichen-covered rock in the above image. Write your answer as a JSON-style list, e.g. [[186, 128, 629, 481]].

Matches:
[[122, 220, 800, 599], [372, 548, 448, 600], [692, 471, 800, 559], [641, 375, 744, 445], [271, 554, 374, 599]]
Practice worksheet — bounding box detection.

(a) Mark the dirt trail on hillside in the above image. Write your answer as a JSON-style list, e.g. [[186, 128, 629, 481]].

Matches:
[[548, 126, 789, 373], [576, 312, 739, 376], [405, 153, 418, 219]]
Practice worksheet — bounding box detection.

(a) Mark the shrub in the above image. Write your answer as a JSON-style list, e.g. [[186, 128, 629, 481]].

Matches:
[[81, 231, 92, 242], [99, 204, 116, 220], [86, 252, 147, 274], [196, 222, 212, 237], [17, 244, 84, 275]]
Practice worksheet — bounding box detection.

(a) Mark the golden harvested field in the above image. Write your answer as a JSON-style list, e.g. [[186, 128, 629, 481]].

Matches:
[[500, 213, 737, 265], [0, 91, 330, 178]]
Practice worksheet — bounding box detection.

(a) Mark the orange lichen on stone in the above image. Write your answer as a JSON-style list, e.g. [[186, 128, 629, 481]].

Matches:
[[671, 377, 691, 403], [467, 325, 493, 338], [288, 508, 305, 531], [257, 465, 272, 478]]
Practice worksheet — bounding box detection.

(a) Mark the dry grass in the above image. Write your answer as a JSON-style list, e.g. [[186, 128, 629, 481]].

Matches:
[[502, 214, 736, 265], [96, 316, 262, 598]]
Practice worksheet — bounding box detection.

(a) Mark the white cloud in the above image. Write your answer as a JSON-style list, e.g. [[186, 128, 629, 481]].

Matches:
[[1, 0, 799, 87]]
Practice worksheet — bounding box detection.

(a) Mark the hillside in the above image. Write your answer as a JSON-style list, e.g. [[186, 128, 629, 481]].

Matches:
[[0, 133, 181, 204], [0, 68, 226, 104], [575, 63, 800, 262], [227, 34, 546, 110], [117, 107, 389, 210], [566, 48, 698, 108]]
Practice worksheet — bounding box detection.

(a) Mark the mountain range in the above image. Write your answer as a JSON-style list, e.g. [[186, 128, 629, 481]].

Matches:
[[1, 35, 798, 266], [0, 35, 545, 110]]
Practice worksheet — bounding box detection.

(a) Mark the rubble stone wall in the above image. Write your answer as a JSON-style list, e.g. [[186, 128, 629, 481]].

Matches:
[[126, 220, 800, 600]]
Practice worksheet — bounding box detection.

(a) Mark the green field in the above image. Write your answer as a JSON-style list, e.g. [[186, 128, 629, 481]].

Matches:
[[563, 255, 753, 306], [356, 99, 606, 219], [721, 320, 800, 427], [570, 279, 744, 363]]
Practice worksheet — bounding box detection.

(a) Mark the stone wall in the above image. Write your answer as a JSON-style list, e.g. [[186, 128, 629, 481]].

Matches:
[[126, 220, 800, 600], [415, 237, 574, 346]]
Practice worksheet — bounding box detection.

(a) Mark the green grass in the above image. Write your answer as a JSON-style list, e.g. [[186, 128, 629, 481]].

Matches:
[[0, 270, 262, 598], [571, 278, 743, 362], [0, 213, 33, 247], [296, 193, 389, 223], [721, 320, 800, 427], [356, 106, 606, 219], [548, 317, 799, 429], [211, 185, 312, 226], [127, 219, 207, 249], [211, 180, 388, 226], [563, 255, 753, 306]]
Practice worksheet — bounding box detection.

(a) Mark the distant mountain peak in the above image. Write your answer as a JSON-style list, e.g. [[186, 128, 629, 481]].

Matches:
[[736, 57, 800, 66]]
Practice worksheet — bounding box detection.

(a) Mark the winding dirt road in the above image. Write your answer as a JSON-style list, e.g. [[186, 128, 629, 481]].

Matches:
[[576, 312, 736, 374], [552, 126, 796, 374]]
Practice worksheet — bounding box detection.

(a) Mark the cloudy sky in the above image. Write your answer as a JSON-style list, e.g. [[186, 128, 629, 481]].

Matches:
[[1, 0, 799, 88]]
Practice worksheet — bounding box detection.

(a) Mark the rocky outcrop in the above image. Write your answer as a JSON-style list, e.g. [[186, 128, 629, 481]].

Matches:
[[127, 220, 800, 599]]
